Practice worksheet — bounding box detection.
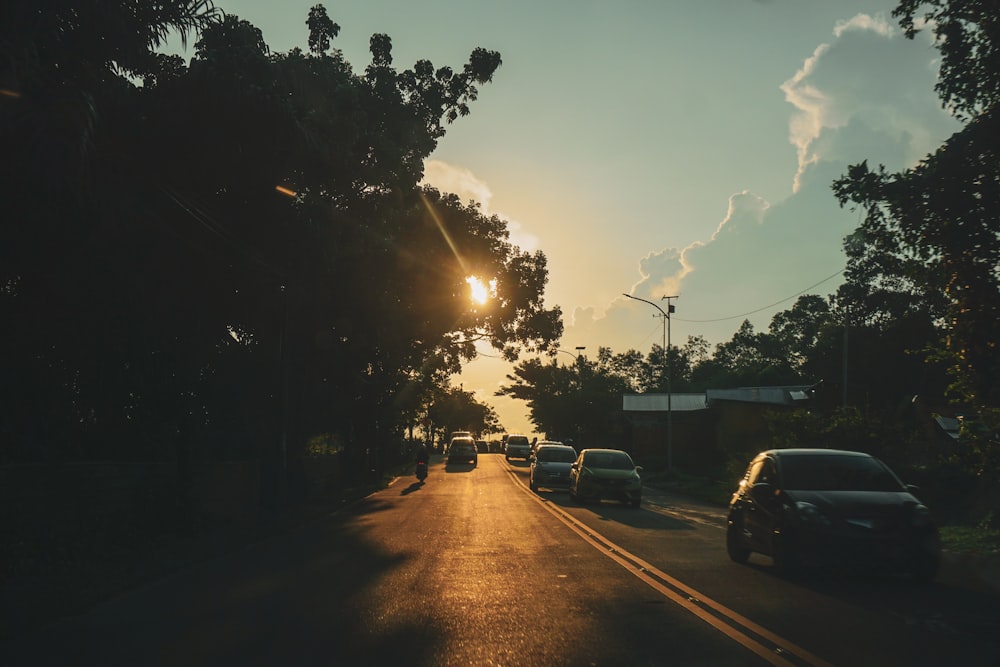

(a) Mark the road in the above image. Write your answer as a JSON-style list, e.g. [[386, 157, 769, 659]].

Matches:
[[2, 453, 998, 666]]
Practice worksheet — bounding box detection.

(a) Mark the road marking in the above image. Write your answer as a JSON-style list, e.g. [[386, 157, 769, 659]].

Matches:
[[505, 463, 835, 667]]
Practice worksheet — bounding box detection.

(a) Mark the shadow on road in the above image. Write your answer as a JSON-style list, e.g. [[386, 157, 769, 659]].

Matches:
[[400, 481, 425, 495]]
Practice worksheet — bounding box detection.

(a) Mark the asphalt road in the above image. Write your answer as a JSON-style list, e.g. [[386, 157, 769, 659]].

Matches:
[[2, 453, 998, 666]]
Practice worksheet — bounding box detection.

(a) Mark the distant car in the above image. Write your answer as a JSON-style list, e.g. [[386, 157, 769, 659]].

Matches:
[[569, 449, 643, 507], [504, 434, 531, 460], [475, 439, 489, 453], [726, 448, 941, 580], [530, 444, 578, 491], [447, 436, 478, 466]]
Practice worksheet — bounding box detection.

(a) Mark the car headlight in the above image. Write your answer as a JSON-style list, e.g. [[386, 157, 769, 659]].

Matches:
[[911, 504, 932, 527], [793, 501, 830, 526]]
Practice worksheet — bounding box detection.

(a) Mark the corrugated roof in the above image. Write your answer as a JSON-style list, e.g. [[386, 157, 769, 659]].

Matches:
[[706, 386, 814, 406], [622, 393, 708, 412], [934, 416, 960, 440]]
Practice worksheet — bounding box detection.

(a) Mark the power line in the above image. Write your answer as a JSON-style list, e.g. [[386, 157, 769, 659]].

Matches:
[[675, 268, 844, 324]]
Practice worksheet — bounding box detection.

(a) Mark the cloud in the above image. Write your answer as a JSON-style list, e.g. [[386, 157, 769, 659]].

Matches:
[[422, 159, 494, 208], [781, 12, 957, 191], [562, 13, 959, 352], [421, 159, 539, 252]]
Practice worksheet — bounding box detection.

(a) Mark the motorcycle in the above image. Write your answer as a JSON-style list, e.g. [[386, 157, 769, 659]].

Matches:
[[416, 460, 428, 482]]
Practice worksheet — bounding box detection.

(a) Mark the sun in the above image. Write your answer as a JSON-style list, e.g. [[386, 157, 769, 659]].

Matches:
[[466, 276, 495, 305]]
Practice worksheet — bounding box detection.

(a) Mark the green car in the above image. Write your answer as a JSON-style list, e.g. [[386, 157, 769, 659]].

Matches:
[[569, 448, 643, 507]]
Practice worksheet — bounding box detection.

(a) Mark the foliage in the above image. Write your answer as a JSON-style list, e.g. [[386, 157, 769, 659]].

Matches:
[[765, 407, 919, 467], [0, 2, 561, 493], [425, 385, 501, 443], [892, 0, 1000, 121], [829, 1, 1000, 497], [832, 2, 1000, 412], [939, 523, 1000, 556]]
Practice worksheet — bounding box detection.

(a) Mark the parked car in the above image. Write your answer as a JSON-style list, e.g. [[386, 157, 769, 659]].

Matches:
[[726, 448, 941, 580], [447, 436, 478, 466], [504, 434, 531, 461], [475, 439, 489, 453], [532, 438, 564, 456], [530, 443, 578, 491], [569, 449, 643, 507]]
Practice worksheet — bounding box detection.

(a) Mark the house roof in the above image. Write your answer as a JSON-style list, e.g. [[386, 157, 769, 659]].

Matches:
[[706, 386, 815, 406], [934, 416, 960, 440], [622, 393, 708, 412]]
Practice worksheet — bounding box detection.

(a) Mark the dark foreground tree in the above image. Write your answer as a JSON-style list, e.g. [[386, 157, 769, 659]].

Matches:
[[0, 3, 561, 498]]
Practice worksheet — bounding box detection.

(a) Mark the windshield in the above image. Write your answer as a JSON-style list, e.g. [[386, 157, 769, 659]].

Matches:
[[779, 455, 904, 492]]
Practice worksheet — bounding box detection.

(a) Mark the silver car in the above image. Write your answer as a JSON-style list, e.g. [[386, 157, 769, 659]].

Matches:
[[529, 444, 578, 491], [504, 434, 531, 460]]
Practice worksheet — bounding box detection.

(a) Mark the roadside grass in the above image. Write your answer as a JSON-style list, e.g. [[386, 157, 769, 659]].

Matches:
[[939, 523, 1000, 556]]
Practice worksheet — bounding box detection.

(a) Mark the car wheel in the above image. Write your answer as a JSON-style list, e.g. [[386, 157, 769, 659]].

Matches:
[[505, 454, 510, 461], [726, 522, 751, 564]]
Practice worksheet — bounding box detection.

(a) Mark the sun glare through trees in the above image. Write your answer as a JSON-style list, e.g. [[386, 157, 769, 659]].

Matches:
[[466, 276, 496, 305]]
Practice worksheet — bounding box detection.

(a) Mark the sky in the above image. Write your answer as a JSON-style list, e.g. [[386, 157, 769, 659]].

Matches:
[[199, 0, 960, 436]]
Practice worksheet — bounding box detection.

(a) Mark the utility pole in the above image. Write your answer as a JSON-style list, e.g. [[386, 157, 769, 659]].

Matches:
[[623, 293, 678, 470]]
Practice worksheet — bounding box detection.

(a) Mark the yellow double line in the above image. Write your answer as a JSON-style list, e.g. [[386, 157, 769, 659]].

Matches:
[[511, 469, 836, 667]]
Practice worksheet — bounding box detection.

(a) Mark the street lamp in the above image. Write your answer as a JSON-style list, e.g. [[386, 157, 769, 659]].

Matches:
[[622, 293, 677, 469], [555, 346, 586, 362]]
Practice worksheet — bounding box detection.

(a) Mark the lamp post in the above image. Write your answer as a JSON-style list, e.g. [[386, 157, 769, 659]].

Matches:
[[623, 293, 677, 469], [556, 346, 586, 362]]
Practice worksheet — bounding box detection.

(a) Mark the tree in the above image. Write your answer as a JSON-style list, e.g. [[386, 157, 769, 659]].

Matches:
[[833, 2, 1000, 408], [425, 385, 500, 443], [306, 4, 340, 56], [1, 2, 560, 497], [701, 320, 802, 388]]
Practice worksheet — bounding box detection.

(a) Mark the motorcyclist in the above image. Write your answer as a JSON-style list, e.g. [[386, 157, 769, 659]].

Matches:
[[415, 442, 430, 481]]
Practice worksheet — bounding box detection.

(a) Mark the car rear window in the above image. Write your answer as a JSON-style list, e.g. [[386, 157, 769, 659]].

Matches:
[[584, 451, 634, 470], [537, 448, 576, 463], [507, 436, 529, 447]]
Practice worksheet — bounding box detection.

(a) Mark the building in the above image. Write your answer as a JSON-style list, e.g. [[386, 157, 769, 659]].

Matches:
[[622, 385, 817, 473]]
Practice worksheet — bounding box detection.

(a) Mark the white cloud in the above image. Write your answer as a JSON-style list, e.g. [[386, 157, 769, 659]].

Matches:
[[421, 159, 539, 252], [561, 15, 958, 351], [833, 13, 895, 39], [458, 10, 963, 433], [421, 159, 494, 208], [782, 12, 956, 191]]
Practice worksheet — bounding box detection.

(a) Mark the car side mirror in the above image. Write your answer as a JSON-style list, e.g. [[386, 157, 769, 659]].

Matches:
[[570, 462, 578, 470], [749, 482, 774, 503], [906, 483, 921, 494], [635, 465, 644, 473]]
